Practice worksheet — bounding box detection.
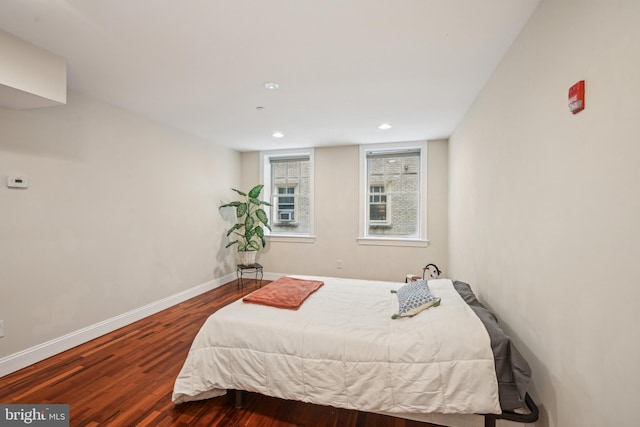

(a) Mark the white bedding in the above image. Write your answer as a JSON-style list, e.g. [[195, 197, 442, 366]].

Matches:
[[172, 276, 501, 416]]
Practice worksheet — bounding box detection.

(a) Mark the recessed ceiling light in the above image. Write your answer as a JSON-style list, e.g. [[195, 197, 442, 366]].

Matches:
[[264, 82, 279, 90], [378, 123, 392, 130], [256, 106, 265, 111], [272, 131, 284, 138]]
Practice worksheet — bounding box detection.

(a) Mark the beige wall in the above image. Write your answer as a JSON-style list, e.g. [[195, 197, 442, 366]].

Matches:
[[240, 140, 448, 282], [449, 0, 640, 426], [0, 91, 239, 358], [0, 29, 67, 108]]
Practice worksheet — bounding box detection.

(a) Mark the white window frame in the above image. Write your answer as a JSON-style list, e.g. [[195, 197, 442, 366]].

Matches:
[[260, 148, 315, 243], [358, 141, 429, 247]]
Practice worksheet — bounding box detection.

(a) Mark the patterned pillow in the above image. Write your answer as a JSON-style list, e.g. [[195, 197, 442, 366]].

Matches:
[[408, 279, 430, 291], [391, 281, 440, 319], [396, 279, 430, 294]]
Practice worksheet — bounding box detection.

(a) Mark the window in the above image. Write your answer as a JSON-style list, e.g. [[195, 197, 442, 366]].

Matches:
[[369, 185, 387, 222], [277, 186, 296, 222], [261, 149, 314, 240], [359, 142, 428, 246]]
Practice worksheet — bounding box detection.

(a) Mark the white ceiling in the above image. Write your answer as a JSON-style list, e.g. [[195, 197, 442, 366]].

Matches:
[[0, 0, 539, 152]]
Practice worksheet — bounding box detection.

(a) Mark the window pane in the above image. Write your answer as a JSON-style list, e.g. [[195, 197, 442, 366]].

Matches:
[[366, 150, 420, 237], [270, 159, 311, 234], [370, 204, 386, 221]]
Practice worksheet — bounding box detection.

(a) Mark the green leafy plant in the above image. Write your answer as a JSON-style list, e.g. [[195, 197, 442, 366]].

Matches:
[[219, 184, 272, 252]]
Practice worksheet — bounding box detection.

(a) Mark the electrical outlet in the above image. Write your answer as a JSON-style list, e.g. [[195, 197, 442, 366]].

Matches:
[[0, 320, 4, 338], [336, 260, 343, 269]]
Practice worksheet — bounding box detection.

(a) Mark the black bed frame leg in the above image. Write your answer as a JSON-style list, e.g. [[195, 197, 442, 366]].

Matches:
[[234, 390, 243, 409], [484, 415, 497, 427]]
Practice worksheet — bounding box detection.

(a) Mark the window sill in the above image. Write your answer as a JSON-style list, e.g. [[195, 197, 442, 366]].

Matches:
[[357, 237, 430, 248], [369, 223, 392, 229], [267, 235, 316, 244], [274, 222, 299, 228]]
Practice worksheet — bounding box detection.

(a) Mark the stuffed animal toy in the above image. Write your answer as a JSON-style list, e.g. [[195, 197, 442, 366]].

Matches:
[[423, 263, 442, 279], [405, 263, 442, 282]]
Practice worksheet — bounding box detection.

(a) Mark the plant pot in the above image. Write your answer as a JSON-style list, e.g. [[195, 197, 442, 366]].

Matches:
[[237, 251, 257, 266]]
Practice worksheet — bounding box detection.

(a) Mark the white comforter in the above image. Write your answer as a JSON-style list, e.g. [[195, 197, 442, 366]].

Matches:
[[172, 277, 501, 415]]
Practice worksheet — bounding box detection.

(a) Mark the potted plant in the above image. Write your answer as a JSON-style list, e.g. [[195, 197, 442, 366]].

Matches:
[[219, 184, 272, 265]]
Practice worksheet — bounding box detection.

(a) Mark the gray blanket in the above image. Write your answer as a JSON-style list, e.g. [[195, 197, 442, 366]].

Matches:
[[453, 281, 531, 411]]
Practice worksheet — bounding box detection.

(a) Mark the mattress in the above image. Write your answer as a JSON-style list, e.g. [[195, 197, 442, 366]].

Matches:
[[172, 276, 502, 416]]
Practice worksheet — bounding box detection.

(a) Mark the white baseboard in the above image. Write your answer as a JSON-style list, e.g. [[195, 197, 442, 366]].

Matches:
[[0, 273, 235, 378]]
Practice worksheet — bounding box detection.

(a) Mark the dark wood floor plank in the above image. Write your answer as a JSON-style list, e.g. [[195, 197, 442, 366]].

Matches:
[[0, 279, 440, 426]]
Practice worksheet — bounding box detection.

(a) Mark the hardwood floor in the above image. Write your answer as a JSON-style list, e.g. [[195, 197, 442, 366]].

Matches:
[[0, 280, 440, 427]]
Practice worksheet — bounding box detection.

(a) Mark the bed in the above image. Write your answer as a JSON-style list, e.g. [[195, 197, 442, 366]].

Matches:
[[172, 276, 538, 427]]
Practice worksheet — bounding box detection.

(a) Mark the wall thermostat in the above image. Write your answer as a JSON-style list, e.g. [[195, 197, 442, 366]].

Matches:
[[7, 176, 29, 188]]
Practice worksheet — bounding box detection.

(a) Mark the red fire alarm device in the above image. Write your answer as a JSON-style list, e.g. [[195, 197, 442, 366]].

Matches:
[[568, 80, 585, 114]]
